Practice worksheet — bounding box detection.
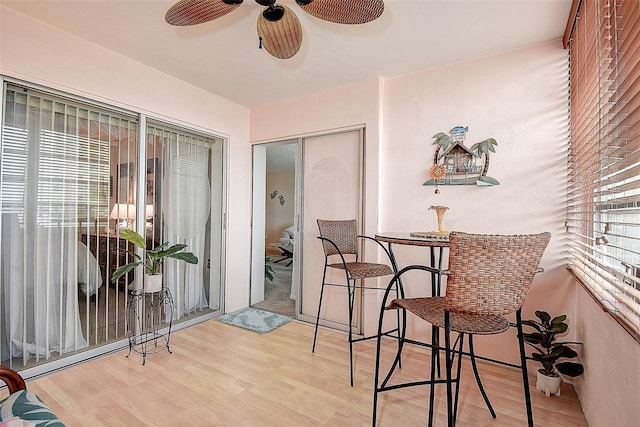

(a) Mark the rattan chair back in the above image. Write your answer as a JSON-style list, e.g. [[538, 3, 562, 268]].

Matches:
[[445, 231, 551, 316], [317, 219, 359, 257]]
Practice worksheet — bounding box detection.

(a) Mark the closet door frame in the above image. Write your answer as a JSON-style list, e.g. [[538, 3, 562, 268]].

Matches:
[[250, 125, 365, 333], [297, 128, 364, 333]]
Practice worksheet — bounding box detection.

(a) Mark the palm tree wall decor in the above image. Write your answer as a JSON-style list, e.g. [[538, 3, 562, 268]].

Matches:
[[424, 125, 500, 188]]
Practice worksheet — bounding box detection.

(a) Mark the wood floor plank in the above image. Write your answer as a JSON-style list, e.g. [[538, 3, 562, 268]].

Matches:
[[24, 319, 588, 426]]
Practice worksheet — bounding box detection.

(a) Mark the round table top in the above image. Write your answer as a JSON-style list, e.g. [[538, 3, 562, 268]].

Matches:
[[375, 232, 450, 247]]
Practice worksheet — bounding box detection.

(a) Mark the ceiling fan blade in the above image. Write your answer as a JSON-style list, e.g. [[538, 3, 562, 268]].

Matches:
[[165, 0, 242, 26], [296, 0, 384, 24], [257, 4, 302, 59]]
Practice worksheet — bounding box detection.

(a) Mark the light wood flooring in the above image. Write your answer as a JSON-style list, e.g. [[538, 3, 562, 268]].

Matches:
[[25, 319, 587, 426]]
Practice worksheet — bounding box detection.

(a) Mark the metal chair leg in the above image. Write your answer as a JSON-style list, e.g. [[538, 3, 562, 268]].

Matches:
[[373, 282, 403, 426], [312, 269, 328, 353], [347, 280, 356, 387], [385, 242, 403, 369], [428, 324, 438, 427], [372, 349, 380, 425], [468, 335, 496, 418], [394, 281, 402, 369], [372, 294, 386, 427], [451, 334, 464, 425], [444, 312, 455, 427], [516, 310, 535, 427]]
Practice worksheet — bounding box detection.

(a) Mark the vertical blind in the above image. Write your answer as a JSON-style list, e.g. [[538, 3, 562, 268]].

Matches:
[[1, 83, 138, 366], [566, 0, 640, 341]]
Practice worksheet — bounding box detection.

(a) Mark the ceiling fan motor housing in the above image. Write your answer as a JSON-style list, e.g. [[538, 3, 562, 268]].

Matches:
[[263, 5, 285, 22]]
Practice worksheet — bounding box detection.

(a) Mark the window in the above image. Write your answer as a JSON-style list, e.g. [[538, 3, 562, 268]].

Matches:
[[565, 0, 640, 341]]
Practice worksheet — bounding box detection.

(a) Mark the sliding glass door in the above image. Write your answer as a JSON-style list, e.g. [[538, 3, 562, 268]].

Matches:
[[250, 130, 362, 326], [0, 80, 225, 372], [146, 122, 224, 316], [0, 83, 138, 366]]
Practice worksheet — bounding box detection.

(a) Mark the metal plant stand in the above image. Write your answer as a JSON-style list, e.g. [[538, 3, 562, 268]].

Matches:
[[126, 287, 174, 365]]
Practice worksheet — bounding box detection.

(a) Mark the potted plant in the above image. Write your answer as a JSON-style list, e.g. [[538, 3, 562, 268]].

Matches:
[[111, 229, 198, 293], [522, 310, 584, 396], [265, 257, 275, 282]]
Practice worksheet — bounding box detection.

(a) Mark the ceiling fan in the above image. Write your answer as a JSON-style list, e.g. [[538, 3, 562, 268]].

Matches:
[[165, 0, 384, 59]]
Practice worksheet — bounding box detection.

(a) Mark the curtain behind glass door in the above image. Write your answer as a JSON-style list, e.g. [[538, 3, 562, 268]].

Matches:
[[0, 83, 137, 367], [146, 124, 222, 319]]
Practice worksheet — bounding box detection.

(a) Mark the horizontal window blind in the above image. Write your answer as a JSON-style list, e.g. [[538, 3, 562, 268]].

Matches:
[[566, 0, 640, 341], [2, 85, 137, 226]]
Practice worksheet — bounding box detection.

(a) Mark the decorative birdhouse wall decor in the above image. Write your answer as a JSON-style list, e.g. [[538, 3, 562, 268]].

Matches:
[[424, 126, 500, 192]]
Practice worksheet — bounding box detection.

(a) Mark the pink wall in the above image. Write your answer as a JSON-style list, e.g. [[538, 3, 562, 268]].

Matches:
[[252, 42, 574, 361], [1, 6, 252, 312], [574, 284, 640, 425], [380, 42, 572, 364]]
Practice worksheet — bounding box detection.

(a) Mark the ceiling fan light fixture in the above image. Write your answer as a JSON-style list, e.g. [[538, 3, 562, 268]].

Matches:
[[255, 0, 275, 6], [295, 0, 313, 5], [263, 5, 285, 22]]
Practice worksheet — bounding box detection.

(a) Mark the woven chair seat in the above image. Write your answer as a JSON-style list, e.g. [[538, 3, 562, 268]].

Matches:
[[328, 261, 394, 279], [388, 297, 510, 335]]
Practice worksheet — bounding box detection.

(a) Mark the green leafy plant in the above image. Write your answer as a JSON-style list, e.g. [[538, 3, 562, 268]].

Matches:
[[111, 229, 198, 283], [265, 257, 275, 282], [522, 310, 584, 378]]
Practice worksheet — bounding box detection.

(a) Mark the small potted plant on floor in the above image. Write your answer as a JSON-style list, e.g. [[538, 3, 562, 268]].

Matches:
[[111, 229, 198, 293], [522, 310, 584, 396]]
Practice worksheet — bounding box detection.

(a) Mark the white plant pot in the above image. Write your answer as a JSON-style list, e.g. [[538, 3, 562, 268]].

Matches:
[[144, 273, 163, 293], [536, 370, 562, 397]]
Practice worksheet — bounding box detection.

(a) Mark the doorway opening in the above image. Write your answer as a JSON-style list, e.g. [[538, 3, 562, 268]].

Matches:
[[250, 128, 365, 327], [251, 142, 297, 317]]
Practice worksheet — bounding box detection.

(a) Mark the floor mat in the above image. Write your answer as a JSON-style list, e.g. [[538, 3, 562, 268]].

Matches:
[[217, 307, 291, 334]]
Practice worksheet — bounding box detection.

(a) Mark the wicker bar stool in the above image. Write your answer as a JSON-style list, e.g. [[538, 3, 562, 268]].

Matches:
[[313, 219, 397, 386], [373, 231, 551, 427]]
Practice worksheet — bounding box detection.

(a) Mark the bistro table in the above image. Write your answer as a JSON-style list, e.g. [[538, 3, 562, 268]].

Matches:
[[375, 231, 450, 297], [374, 231, 451, 377]]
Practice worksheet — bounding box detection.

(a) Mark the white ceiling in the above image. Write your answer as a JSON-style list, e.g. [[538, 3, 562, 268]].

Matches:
[[2, 0, 571, 108]]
